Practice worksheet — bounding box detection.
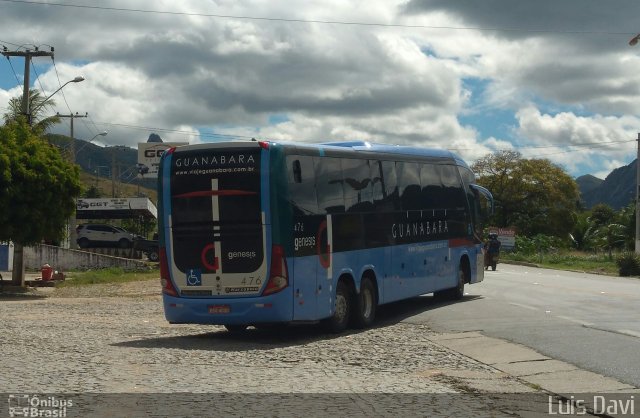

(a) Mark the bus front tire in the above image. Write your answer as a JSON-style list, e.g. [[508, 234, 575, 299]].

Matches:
[[324, 281, 351, 333], [352, 277, 376, 329], [434, 266, 466, 301], [451, 267, 466, 300]]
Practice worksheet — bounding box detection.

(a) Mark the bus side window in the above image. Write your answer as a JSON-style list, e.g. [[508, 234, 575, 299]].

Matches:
[[420, 164, 441, 209], [370, 160, 384, 205], [342, 158, 373, 212], [315, 157, 345, 214], [441, 165, 466, 209], [287, 155, 318, 216], [397, 162, 421, 211], [378, 161, 399, 211]]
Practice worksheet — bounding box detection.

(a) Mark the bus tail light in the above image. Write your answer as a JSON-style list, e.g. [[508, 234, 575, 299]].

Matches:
[[160, 248, 178, 296], [262, 244, 288, 296]]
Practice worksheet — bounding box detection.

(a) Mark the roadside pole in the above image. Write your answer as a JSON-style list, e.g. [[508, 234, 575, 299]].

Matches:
[[1, 48, 54, 286], [636, 133, 640, 254], [58, 112, 88, 249]]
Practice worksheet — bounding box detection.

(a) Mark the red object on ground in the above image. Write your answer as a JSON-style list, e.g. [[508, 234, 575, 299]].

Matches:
[[41, 264, 53, 281]]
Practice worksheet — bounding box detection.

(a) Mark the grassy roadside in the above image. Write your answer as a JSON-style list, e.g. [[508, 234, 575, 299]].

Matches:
[[502, 252, 619, 276], [56, 267, 160, 287], [38, 251, 632, 294]]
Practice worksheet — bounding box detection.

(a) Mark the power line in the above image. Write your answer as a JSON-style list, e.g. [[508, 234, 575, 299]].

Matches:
[[0, 39, 23, 48], [535, 140, 636, 157], [451, 139, 635, 153], [30, 57, 48, 96], [51, 60, 77, 115], [89, 118, 637, 154], [0, 0, 637, 36], [4, 56, 22, 85], [93, 120, 259, 141], [85, 114, 104, 137]]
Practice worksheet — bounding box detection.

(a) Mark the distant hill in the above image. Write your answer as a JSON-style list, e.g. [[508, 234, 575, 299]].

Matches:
[[46, 133, 157, 199], [575, 174, 603, 196], [578, 160, 636, 210]]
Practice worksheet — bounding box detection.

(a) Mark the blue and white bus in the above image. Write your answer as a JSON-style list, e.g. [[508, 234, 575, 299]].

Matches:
[[158, 141, 493, 332]]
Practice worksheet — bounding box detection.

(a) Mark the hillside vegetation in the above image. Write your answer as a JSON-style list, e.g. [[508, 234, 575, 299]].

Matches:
[[80, 171, 157, 202]]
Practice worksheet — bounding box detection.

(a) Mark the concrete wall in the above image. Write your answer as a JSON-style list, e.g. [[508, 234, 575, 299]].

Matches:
[[0, 242, 13, 270], [24, 244, 149, 271]]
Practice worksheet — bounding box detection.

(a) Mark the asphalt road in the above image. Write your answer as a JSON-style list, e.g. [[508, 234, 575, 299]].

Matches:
[[401, 263, 640, 388]]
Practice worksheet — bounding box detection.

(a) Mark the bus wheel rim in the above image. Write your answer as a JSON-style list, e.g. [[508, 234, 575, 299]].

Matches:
[[363, 288, 373, 318]]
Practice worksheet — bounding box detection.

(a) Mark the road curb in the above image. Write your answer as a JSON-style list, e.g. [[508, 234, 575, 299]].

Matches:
[[428, 331, 639, 395]]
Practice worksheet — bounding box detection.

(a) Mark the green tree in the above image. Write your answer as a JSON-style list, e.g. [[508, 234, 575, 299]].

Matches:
[[589, 203, 615, 227], [570, 212, 597, 251], [84, 185, 104, 198], [472, 151, 580, 239], [592, 222, 627, 260], [3, 89, 61, 134], [615, 202, 636, 250], [0, 119, 81, 246]]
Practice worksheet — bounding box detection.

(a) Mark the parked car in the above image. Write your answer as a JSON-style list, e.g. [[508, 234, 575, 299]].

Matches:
[[134, 237, 159, 262], [76, 224, 139, 249]]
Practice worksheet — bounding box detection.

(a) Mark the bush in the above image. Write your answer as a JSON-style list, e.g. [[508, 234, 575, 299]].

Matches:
[[513, 234, 566, 255], [616, 252, 640, 276]]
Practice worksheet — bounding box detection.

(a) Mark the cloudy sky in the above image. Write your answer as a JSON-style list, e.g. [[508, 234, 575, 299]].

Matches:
[[1, 0, 640, 179]]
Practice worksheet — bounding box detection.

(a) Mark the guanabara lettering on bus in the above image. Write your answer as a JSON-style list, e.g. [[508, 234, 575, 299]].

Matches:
[[157, 141, 494, 332]]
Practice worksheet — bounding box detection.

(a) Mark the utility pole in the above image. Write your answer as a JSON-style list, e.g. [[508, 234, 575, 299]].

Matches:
[[112, 148, 117, 198], [628, 36, 640, 253], [1, 47, 54, 286], [636, 133, 640, 254], [110, 146, 128, 198], [58, 112, 88, 249]]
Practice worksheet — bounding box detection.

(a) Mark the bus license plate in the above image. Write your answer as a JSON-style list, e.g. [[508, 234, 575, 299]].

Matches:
[[209, 305, 230, 314]]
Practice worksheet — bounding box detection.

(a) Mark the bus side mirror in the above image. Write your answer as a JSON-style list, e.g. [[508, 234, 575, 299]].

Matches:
[[469, 184, 494, 216]]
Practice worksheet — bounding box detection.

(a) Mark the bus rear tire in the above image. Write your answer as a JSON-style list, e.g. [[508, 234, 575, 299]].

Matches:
[[352, 277, 376, 329], [323, 280, 351, 333]]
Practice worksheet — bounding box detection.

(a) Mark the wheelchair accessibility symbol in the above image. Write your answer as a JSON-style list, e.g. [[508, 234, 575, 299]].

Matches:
[[186, 268, 202, 286]]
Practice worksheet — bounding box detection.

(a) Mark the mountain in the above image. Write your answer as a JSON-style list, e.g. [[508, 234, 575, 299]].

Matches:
[[575, 174, 603, 196], [46, 133, 158, 196], [147, 133, 163, 143], [579, 160, 636, 210]]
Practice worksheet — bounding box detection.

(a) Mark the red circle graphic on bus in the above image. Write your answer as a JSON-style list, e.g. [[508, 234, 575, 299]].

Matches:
[[201, 243, 218, 272]]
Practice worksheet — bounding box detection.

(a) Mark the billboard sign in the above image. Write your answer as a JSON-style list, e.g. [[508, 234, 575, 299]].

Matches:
[[488, 227, 516, 249], [76, 197, 158, 219], [137, 142, 188, 178]]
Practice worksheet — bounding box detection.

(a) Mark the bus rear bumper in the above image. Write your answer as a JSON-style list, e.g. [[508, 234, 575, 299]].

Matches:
[[162, 291, 293, 325]]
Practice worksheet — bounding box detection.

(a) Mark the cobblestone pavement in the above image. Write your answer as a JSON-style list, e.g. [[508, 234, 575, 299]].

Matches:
[[0, 280, 553, 417]]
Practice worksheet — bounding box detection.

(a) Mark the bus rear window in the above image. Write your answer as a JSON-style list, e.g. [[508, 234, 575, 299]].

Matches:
[[169, 148, 263, 273]]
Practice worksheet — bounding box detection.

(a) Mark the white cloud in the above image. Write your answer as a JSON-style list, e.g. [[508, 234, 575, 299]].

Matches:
[[2, 0, 640, 177], [515, 106, 640, 173]]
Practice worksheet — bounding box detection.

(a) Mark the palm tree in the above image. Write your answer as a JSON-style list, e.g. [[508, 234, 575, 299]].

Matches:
[[592, 223, 627, 260], [570, 213, 597, 251], [3, 89, 60, 133]]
